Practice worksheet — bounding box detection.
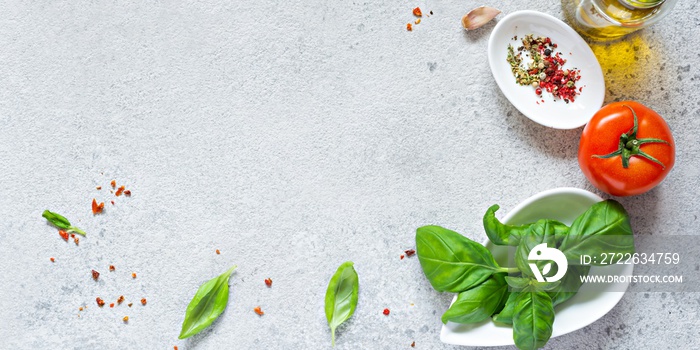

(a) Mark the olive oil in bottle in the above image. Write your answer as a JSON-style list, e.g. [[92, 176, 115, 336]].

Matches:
[[562, 0, 677, 41]]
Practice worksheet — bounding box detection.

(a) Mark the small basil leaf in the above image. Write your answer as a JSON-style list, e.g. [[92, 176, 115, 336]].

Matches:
[[559, 200, 635, 265], [325, 261, 359, 346], [179, 266, 237, 339], [42, 210, 86, 236], [483, 205, 530, 246], [492, 291, 519, 325], [416, 225, 503, 292], [515, 220, 558, 278], [505, 276, 531, 290], [549, 265, 590, 307], [441, 274, 508, 324], [512, 290, 555, 350]]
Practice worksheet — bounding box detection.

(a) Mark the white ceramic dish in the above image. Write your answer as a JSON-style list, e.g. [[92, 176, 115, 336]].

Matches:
[[440, 187, 633, 346], [487, 11, 605, 129]]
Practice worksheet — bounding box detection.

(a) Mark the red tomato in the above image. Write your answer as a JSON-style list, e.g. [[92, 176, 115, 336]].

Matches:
[[578, 101, 674, 196]]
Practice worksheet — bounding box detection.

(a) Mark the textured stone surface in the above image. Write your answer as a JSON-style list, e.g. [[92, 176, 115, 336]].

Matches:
[[1, 1, 699, 349]]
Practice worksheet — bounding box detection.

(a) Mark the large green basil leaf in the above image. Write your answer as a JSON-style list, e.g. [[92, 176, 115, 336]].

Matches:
[[549, 265, 590, 307], [441, 274, 508, 324], [512, 290, 555, 350], [492, 291, 519, 325], [179, 266, 237, 339], [484, 205, 568, 246], [325, 261, 359, 346], [559, 200, 634, 265], [515, 220, 558, 279], [42, 210, 86, 236], [416, 225, 503, 293]]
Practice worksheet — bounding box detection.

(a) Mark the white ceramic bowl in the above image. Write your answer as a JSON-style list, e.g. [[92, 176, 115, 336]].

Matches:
[[487, 11, 605, 129], [440, 187, 633, 346]]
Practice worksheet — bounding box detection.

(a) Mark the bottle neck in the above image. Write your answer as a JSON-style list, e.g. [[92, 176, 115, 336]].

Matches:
[[619, 0, 666, 9]]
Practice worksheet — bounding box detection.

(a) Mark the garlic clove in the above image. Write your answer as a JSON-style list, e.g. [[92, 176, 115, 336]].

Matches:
[[462, 6, 501, 30]]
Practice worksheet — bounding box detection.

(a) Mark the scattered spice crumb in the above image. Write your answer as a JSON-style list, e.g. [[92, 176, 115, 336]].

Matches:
[[254, 306, 264, 316], [117, 295, 125, 305], [174, 346, 179, 350], [96, 186, 102, 190], [70, 233, 75, 238], [430, 10, 433, 15], [411, 341, 416, 347], [115, 185, 125, 196], [74, 237, 79, 245], [410, 303, 415, 306], [406, 23, 412, 31], [96, 297, 105, 307], [79, 307, 83, 311], [111, 180, 116, 188], [92, 198, 104, 214], [400, 254, 405, 260], [122, 316, 129, 322], [383, 308, 390, 315], [413, 7, 422, 17], [50, 257, 55, 262], [265, 278, 273, 287], [92, 270, 100, 280], [415, 19, 421, 25], [110, 200, 115, 205], [128, 303, 133, 307], [216, 249, 221, 255], [141, 298, 147, 305], [405, 249, 416, 257], [132, 272, 137, 279], [109, 265, 115, 271], [124, 190, 131, 196], [110, 303, 115, 308], [59, 230, 69, 241]]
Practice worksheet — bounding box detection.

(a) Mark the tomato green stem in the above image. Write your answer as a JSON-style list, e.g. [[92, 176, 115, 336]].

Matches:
[[591, 105, 670, 169]]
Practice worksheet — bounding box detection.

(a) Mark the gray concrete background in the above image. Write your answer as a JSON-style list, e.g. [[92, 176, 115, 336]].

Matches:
[[1, 1, 698, 349]]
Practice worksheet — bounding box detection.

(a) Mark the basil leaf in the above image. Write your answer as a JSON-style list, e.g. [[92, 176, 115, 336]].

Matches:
[[512, 290, 555, 350], [42, 210, 86, 236], [179, 266, 237, 339], [484, 206, 568, 246], [549, 265, 590, 307], [441, 274, 508, 324], [505, 276, 531, 290], [515, 220, 558, 278], [492, 291, 518, 324], [325, 261, 359, 346], [483, 205, 530, 246], [416, 225, 504, 293], [559, 200, 635, 265]]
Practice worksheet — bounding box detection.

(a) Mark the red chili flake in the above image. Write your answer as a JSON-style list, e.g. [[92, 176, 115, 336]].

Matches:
[[115, 186, 125, 196], [141, 298, 147, 305], [92, 198, 104, 214], [124, 190, 131, 196], [117, 295, 125, 304], [400, 254, 405, 260], [174, 347, 179, 350], [59, 230, 69, 241], [70, 233, 75, 238], [110, 303, 115, 308], [406, 23, 412, 31], [92, 270, 100, 280], [254, 306, 264, 316], [109, 265, 115, 271], [132, 272, 137, 279], [383, 308, 390, 315], [411, 341, 416, 347], [96, 297, 105, 307], [96, 186, 102, 190], [74, 237, 79, 245], [122, 316, 129, 322], [216, 249, 221, 255], [265, 278, 273, 287], [413, 7, 422, 17], [110, 200, 115, 205], [111, 180, 116, 188], [50, 257, 55, 262], [405, 249, 416, 257]]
